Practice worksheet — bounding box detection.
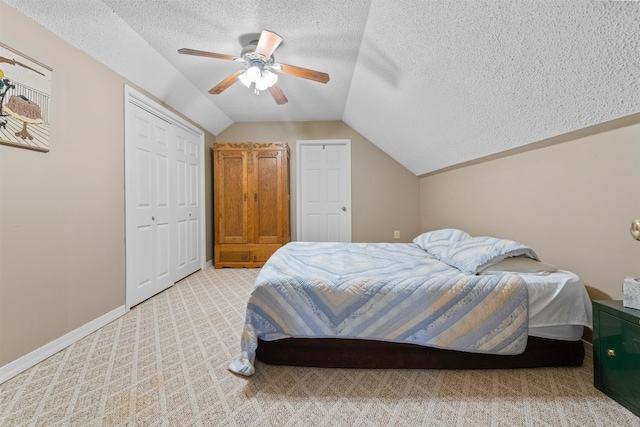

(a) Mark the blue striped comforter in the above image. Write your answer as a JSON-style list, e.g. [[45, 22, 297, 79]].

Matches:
[[229, 242, 528, 376]]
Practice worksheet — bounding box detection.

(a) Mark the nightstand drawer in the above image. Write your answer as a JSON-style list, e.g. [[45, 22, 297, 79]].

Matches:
[[593, 300, 640, 416], [597, 312, 640, 401]]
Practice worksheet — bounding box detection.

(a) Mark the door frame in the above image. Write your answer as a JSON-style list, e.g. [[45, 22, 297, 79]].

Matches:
[[124, 85, 206, 310], [296, 139, 352, 242]]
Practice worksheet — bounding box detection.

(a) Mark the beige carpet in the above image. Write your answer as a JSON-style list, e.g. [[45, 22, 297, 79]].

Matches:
[[1, 267, 638, 426]]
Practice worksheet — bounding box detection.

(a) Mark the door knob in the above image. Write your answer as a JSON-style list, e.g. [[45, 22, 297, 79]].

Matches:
[[152, 216, 155, 221], [342, 207, 347, 211]]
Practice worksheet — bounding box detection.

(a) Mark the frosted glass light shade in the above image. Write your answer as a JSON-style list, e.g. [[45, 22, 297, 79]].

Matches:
[[238, 71, 252, 88], [255, 70, 278, 91], [246, 66, 261, 82]]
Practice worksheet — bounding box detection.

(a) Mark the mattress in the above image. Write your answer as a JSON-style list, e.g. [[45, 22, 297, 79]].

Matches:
[[254, 270, 591, 371], [520, 270, 592, 340], [230, 239, 593, 376], [255, 270, 592, 342]]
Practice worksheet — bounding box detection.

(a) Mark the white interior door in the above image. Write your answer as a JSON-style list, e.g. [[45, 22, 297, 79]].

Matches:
[[125, 105, 174, 307], [297, 140, 351, 242], [125, 86, 205, 309], [174, 126, 201, 280]]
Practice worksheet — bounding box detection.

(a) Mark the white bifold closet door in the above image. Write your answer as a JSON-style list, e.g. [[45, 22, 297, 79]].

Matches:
[[173, 126, 202, 281], [125, 86, 204, 309]]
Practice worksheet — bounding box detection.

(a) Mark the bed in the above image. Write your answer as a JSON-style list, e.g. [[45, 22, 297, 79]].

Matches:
[[229, 229, 592, 376]]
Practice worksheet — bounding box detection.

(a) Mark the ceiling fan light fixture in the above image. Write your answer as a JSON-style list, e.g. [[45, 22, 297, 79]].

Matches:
[[238, 71, 252, 88], [246, 66, 262, 83], [179, 29, 328, 105], [255, 70, 278, 91]]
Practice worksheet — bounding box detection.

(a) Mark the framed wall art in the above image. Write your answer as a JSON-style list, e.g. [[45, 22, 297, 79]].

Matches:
[[0, 42, 52, 152]]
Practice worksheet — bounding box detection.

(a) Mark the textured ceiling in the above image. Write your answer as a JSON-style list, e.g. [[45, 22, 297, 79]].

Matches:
[[3, 0, 639, 175]]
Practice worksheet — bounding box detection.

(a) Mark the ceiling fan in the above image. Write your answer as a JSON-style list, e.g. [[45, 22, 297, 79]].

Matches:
[[178, 30, 330, 105]]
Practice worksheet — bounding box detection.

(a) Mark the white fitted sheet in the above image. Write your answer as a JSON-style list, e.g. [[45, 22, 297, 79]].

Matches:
[[523, 270, 592, 340]]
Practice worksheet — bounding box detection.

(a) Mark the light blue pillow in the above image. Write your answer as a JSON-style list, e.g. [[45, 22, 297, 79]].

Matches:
[[438, 236, 540, 275], [412, 229, 471, 258]]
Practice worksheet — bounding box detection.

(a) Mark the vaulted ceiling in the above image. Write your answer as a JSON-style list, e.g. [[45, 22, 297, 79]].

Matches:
[[4, 0, 639, 175]]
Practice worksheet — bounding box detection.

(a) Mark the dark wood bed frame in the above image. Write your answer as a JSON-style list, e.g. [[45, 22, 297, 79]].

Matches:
[[256, 336, 585, 369]]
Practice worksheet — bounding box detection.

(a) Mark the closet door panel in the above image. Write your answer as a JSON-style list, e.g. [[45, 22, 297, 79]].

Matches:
[[126, 86, 205, 309], [174, 128, 201, 278], [126, 108, 174, 307]]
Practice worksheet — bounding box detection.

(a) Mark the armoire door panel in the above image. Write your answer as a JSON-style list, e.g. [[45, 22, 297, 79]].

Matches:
[[253, 151, 283, 244], [216, 151, 248, 244]]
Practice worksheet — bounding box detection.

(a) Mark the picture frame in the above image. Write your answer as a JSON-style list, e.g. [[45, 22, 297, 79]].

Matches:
[[0, 42, 52, 152]]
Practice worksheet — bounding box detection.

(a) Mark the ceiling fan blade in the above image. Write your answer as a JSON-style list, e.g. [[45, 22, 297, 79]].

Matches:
[[209, 70, 245, 94], [276, 63, 330, 84], [254, 30, 283, 58], [268, 84, 288, 105], [178, 48, 238, 62]]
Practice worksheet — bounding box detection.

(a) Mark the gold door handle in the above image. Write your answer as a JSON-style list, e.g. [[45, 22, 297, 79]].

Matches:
[[607, 349, 616, 357]]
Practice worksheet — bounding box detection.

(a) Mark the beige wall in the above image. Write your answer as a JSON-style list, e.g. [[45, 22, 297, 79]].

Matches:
[[419, 117, 640, 300], [217, 121, 421, 243], [0, 3, 216, 367]]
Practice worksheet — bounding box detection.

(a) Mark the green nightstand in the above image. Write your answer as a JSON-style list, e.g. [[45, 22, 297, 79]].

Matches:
[[593, 300, 640, 416]]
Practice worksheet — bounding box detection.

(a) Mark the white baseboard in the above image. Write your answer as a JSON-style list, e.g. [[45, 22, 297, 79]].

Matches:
[[0, 305, 126, 384], [205, 259, 213, 269]]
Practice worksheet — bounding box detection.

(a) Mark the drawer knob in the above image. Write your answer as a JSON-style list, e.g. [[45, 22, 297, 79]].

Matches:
[[607, 349, 616, 357]]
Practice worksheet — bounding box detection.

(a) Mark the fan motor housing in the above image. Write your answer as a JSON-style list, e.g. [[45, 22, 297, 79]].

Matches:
[[241, 41, 274, 66]]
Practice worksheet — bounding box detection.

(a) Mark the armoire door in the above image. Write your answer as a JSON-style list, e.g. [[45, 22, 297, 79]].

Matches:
[[215, 149, 249, 245], [251, 148, 286, 245], [214, 142, 289, 268]]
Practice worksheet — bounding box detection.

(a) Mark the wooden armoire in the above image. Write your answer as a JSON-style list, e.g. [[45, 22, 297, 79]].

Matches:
[[213, 142, 290, 268]]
